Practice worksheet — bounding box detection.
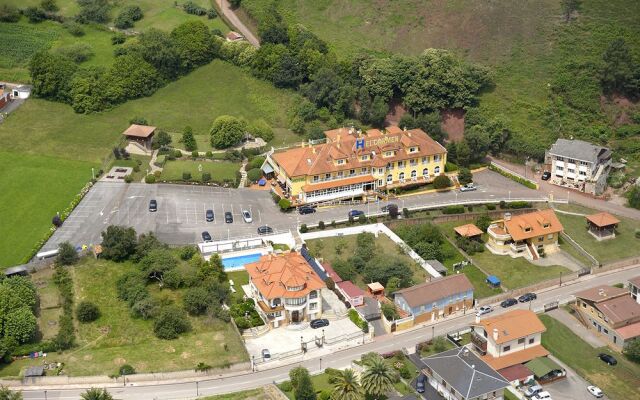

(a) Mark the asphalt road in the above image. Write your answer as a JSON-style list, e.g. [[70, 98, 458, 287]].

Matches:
[[42, 170, 546, 252], [19, 264, 640, 400]]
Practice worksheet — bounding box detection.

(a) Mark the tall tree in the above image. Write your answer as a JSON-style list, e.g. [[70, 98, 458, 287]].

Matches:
[[290, 367, 316, 400], [101, 225, 137, 261], [601, 38, 640, 98], [0, 386, 22, 400], [137, 28, 181, 79], [29, 51, 78, 103], [331, 369, 363, 400], [171, 20, 218, 71], [361, 354, 396, 399]]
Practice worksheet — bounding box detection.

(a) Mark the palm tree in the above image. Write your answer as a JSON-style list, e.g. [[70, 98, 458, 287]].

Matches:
[[80, 388, 113, 400], [331, 369, 363, 400], [0, 385, 22, 400], [360, 354, 397, 399]]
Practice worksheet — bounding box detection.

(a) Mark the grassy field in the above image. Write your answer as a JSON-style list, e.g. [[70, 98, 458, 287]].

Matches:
[[0, 258, 248, 377], [227, 270, 250, 303], [305, 233, 429, 288], [0, 152, 95, 268], [554, 204, 640, 264], [202, 388, 271, 400], [540, 314, 640, 400], [32, 267, 63, 340], [161, 159, 240, 183], [435, 221, 569, 290]]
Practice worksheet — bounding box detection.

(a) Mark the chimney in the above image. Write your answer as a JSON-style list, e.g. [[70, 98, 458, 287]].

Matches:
[[475, 314, 480, 324], [493, 328, 499, 341], [337, 134, 341, 142], [404, 126, 407, 131], [504, 213, 512, 221], [408, 131, 412, 137], [312, 147, 316, 154]]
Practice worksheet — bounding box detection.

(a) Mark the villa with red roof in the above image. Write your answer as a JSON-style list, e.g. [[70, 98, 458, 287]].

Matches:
[[245, 251, 326, 328]]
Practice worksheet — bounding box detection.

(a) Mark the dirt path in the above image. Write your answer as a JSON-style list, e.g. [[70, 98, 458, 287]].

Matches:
[[215, 0, 260, 47]]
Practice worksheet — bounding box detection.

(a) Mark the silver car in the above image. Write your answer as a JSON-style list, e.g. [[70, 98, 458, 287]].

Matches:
[[242, 210, 252, 223], [460, 183, 477, 192]]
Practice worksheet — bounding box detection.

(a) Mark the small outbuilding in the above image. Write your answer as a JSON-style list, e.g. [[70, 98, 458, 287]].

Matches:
[[498, 364, 534, 386], [4, 265, 29, 278], [454, 223, 483, 241], [586, 212, 620, 241], [24, 366, 45, 377], [226, 31, 244, 42], [367, 282, 385, 298], [122, 124, 156, 150], [336, 281, 364, 307], [525, 357, 565, 384], [486, 275, 501, 288]]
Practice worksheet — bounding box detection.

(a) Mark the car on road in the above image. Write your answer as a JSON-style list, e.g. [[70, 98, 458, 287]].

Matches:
[[518, 292, 537, 303], [257, 225, 273, 235], [298, 205, 316, 215], [261, 349, 271, 359], [310, 319, 329, 329], [348, 210, 365, 218], [524, 385, 543, 397], [205, 209, 214, 222], [476, 306, 493, 317], [587, 386, 603, 398], [242, 209, 252, 223], [149, 199, 157, 212], [381, 203, 398, 213], [201, 231, 212, 242], [459, 183, 477, 192], [416, 374, 426, 393], [500, 298, 518, 308], [225, 211, 233, 223], [541, 171, 551, 180], [598, 353, 617, 365], [531, 391, 551, 400]]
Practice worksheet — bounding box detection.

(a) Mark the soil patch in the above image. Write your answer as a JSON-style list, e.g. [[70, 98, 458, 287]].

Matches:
[[441, 108, 465, 142]]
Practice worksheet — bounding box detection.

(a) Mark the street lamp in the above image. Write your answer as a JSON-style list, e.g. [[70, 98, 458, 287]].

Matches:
[[319, 357, 323, 371], [44, 390, 47, 400], [431, 325, 435, 339]]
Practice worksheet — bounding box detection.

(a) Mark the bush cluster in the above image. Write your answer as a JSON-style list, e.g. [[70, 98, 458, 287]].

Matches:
[[230, 299, 264, 329], [488, 164, 538, 189], [53, 266, 75, 350], [348, 309, 368, 333], [442, 205, 465, 214], [114, 5, 143, 29]]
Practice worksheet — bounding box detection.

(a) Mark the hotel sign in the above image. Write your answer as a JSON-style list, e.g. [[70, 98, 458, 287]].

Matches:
[[356, 135, 400, 149]]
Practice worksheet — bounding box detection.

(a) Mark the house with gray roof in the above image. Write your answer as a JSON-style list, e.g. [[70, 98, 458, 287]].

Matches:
[[545, 138, 612, 195], [421, 347, 510, 400]]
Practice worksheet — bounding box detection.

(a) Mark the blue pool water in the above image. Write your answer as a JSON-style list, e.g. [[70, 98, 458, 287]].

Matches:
[[221, 253, 262, 270]]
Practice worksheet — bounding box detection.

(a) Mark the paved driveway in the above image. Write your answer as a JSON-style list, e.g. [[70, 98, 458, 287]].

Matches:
[[42, 170, 548, 252], [544, 355, 609, 400]]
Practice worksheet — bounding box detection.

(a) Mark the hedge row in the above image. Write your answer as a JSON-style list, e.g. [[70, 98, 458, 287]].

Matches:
[[488, 164, 538, 189]]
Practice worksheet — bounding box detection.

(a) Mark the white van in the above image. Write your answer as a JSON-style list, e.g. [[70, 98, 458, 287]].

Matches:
[[532, 391, 552, 400]]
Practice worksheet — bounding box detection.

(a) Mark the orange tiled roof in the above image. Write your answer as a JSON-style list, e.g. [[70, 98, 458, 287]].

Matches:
[[245, 252, 325, 300], [454, 223, 483, 237], [586, 212, 620, 227], [302, 174, 374, 192], [616, 321, 640, 340], [482, 345, 550, 370], [503, 209, 563, 242], [122, 124, 156, 138], [472, 310, 546, 344], [271, 127, 446, 178]]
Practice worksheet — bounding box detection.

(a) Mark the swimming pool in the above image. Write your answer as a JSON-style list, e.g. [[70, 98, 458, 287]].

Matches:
[[221, 253, 262, 270]]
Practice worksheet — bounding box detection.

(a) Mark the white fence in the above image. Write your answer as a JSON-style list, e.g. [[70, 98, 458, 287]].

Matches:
[[199, 232, 296, 255]]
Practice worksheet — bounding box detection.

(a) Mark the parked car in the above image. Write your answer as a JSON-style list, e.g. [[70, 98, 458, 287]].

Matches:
[[524, 385, 543, 397], [149, 199, 157, 212], [416, 374, 426, 393], [500, 298, 518, 308], [201, 231, 212, 242], [476, 306, 493, 317], [310, 319, 329, 329], [531, 391, 551, 400], [225, 211, 233, 223], [587, 385, 603, 398], [298, 205, 316, 215], [541, 171, 551, 180], [257, 225, 273, 235], [598, 353, 617, 365], [348, 210, 365, 218], [381, 203, 398, 213], [518, 292, 537, 303], [261, 349, 271, 359], [205, 209, 214, 222], [459, 183, 477, 192]]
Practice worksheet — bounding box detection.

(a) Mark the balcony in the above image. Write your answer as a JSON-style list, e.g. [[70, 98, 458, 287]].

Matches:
[[510, 242, 527, 252], [284, 298, 307, 310], [471, 331, 488, 355]]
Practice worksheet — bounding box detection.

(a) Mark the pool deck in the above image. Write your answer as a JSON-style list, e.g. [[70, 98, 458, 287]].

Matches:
[[209, 246, 273, 271]]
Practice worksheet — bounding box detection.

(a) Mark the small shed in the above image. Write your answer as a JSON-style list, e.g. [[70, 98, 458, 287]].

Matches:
[[525, 357, 565, 384], [336, 281, 364, 307], [24, 365, 45, 377], [226, 31, 245, 42], [498, 364, 534, 386], [261, 162, 275, 179], [367, 282, 385, 298], [486, 275, 501, 288], [454, 223, 483, 241], [586, 212, 620, 241], [4, 265, 29, 278], [426, 259, 447, 276], [122, 124, 156, 150]]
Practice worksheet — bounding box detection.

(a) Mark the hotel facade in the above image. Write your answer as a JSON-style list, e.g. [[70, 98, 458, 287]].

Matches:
[[264, 126, 447, 204]]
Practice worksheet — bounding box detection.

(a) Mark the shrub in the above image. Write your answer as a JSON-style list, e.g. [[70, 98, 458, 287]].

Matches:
[[403, 208, 410, 218], [318, 221, 325, 230], [488, 164, 537, 189], [635, 229, 640, 239], [163, 269, 182, 289], [246, 168, 262, 182], [76, 301, 100, 322], [249, 119, 275, 142], [119, 364, 136, 375], [508, 201, 532, 209], [202, 172, 211, 182], [278, 198, 291, 210], [499, 200, 506, 209], [124, 175, 133, 183], [24, 7, 46, 23], [205, 151, 213, 158], [64, 22, 85, 36], [442, 205, 465, 214], [0, 4, 20, 22], [183, 1, 207, 15], [173, 149, 183, 158], [300, 224, 308, 233], [56, 241, 79, 266], [145, 174, 156, 184], [279, 382, 293, 392], [153, 306, 192, 339], [458, 168, 473, 185], [445, 162, 458, 172], [210, 116, 246, 149], [207, 8, 217, 19], [56, 43, 95, 63], [433, 174, 452, 189], [182, 171, 192, 181], [114, 5, 143, 29], [183, 287, 210, 315], [486, 204, 496, 210], [476, 214, 492, 232], [111, 32, 126, 44]]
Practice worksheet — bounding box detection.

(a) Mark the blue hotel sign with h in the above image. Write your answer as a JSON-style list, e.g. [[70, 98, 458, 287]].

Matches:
[[355, 138, 365, 150]]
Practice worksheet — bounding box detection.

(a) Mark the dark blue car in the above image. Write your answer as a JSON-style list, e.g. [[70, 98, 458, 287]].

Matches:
[[348, 210, 365, 218]]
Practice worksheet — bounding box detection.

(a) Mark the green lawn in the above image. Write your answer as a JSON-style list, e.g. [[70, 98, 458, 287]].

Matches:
[[161, 159, 240, 183], [279, 372, 335, 399], [202, 388, 271, 400], [0, 151, 95, 268], [227, 270, 250, 303], [305, 233, 429, 288], [436, 221, 569, 290], [0, 258, 248, 377], [540, 314, 640, 400], [109, 154, 152, 182], [554, 205, 640, 264]]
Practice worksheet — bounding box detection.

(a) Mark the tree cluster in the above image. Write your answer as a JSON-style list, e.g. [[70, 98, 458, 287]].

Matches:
[[601, 38, 640, 100], [29, 20, 220, 113], [394, 222, 449, 263], [114, 5, 143, 29], [0, 277, 38, 356]]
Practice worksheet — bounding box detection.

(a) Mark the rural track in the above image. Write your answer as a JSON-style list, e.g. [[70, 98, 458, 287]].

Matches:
[[215, 0, 260, 47]]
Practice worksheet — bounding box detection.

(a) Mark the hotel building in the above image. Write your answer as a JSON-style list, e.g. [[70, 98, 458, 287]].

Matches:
[[264, 126, 447, 204]]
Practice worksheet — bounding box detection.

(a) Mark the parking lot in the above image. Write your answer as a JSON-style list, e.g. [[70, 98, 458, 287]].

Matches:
[[42, 182, 295, 251]]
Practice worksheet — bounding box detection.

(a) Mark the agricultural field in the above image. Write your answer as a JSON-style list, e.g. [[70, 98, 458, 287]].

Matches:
[[0, 258, 247, 377], [240, 0, 640, 161]]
